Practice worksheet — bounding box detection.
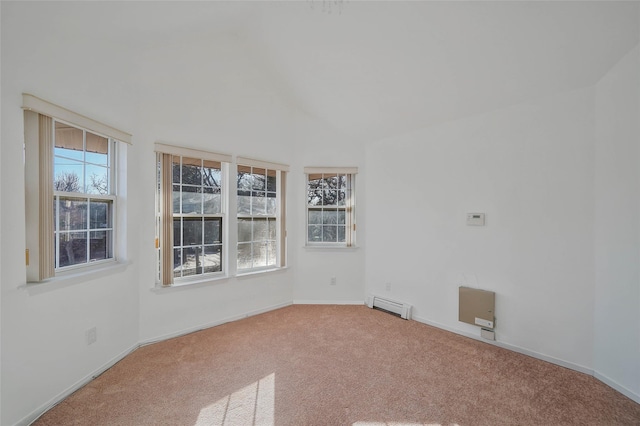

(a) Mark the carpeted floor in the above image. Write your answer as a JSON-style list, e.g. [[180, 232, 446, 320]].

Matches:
[[34, 305, 640, 425]]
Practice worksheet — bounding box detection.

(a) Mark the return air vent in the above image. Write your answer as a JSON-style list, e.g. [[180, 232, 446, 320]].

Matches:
[[366, 295, 412, 320]]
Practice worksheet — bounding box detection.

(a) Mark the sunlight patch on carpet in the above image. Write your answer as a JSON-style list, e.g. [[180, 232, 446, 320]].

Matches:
[[195, 373, 275, 426]]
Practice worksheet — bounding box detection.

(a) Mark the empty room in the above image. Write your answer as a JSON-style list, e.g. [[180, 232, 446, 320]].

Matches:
[[1, 1, 639, 425]]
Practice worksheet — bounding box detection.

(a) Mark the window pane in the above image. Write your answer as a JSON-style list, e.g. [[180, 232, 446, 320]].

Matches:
[[55, 122, 83, 154], [253, 218, 268, 240], [237, 166, 252, 191], [338, 210, 346, 224], [307, 190, 321, 206], [89, 200, 111, 229], [204, 218, 221, 244], [237, 243, 253, 269], [252, 168, 266, 191], [181, 157, 202, 185], [85, 132, 109, 166], [338, 175, 347, 189], [323, 190, 338, 206], [181, 246, 201, 276], [173, 219, 181, 247], [237, 191, 251, 214], [267, 241, 276, 266], [338, 226, 346, 243], [54, 159, 84, 192], [85, 165, 109, 195], [182, 217, 202, 246], [173, 185, 180, 214], [266, 193, 276, 215], [251, 192, 266, 215], [203, 245, 222, 273], [338, 189, 347, 207], [322, 225, 337, 242], [252, 242, 267, 268], [90, 230, 111, 261], [58, 232, 87, 267], [323, 210, 337, 224], [181, 186, 202, 214], [267, 218, 276, 240], [173, 248, 182, 277], [202, 160, 221, 188], [266, 170, 276, 192], [238, 219, 252, 243], [308, 210, 322, 225], [203, 187, 221, 214], [172, 157, 181, 184], [325, 175, 338, 189], [58, 198, 88, 231], [308, 225, 322, 242]]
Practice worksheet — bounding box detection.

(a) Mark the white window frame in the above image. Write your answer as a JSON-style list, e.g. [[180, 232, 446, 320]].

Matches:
[[236, 157, 289, 273], [155, 143, 231, 286], [23, 94, 131, 282], [304, 167, 357, 248], [53, 119, 117, 271]]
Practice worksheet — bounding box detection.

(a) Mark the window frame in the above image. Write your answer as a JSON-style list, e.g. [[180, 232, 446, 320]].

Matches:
[[236, 158, 288, 273], [304, 167, 357, 248], [155, 143, 231, 286], [53, 119, 117, 272], [23, 94, 131, 283]]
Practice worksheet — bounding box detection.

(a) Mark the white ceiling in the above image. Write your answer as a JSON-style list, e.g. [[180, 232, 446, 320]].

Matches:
[[21, 1, 640, 142]]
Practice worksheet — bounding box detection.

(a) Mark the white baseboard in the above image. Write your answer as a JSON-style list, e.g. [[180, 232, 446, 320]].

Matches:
[[140, 301, 293, 346], [412, 315, 593, 375], [18, 301, 292, 426], [593, 371, 640, 404], [293, 299, 365, 305], [17, 344, 138, 426]]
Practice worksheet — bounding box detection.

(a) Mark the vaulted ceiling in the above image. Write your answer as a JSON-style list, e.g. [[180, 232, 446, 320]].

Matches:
[[20, 1, 640, 142]]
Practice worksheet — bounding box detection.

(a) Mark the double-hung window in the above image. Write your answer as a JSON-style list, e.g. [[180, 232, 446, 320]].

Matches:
[[155, 143, 230, 286], [237, 158, 288, 272], [23, 94, 131, 282], [305, 167, 357, 247], [53, 121, 115, 269]]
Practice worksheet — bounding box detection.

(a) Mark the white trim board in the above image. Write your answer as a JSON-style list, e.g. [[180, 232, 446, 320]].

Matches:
[[412, 315, 640, 403], [16, 344, 138, 426], [139, 301, 293, 346], [293, 300, 366, 305]]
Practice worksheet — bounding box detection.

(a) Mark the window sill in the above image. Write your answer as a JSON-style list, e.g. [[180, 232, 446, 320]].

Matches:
[[304, 245, 360, 252], [152, 267, 288, 292], [152, 274, 230, 293], [236, 266, 288, 278], [22, 261, 131, 295]]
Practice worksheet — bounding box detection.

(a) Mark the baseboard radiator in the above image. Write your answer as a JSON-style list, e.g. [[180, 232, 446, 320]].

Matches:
[[366, 295, 412, 320]]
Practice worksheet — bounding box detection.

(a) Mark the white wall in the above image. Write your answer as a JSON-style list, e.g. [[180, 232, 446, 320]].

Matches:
[[593, 44, 640, 401], [1, 3, 140, 425], [134, 28, 297, 342], [290, 113, 366, 304], [365, 86, 597, 370]]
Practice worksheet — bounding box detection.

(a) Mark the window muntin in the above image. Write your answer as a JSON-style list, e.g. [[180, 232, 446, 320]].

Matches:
[[53, 120, 116, 270], [306, 172, 355, 246], [169, 156, 223, 280], [237, 165, 278, 271]]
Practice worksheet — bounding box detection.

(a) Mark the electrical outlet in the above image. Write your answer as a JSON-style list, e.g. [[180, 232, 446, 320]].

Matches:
[[330, 277, 337, 285], [385, 282, 391, 291], [86, 327, 97, 345]]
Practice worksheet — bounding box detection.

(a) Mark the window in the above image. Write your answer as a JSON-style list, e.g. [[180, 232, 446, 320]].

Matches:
[[305, 167, 357, 247], [53, 121, 115, 269], [23, 94, 131, 282], [155, 143, 231, 285], [237, 158, 288, 272]]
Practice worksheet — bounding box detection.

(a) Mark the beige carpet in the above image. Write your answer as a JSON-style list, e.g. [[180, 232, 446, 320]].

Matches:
[[34, 305, 640, 425]]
